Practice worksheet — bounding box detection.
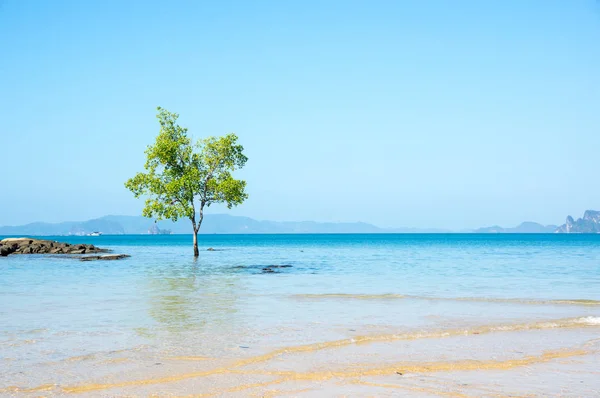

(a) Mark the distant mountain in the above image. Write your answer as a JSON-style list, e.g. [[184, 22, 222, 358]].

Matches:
[[0, 214, 446, 236], [148, 224, 172, 235], [5, 211, 597, 236], [555, 210, 600, 233], [473, 222, 557, 234], [473, 225, 504, 233], [0, 218, 125, 236]]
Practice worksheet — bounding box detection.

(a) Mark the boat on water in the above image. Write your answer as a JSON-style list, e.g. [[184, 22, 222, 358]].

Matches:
[[88, 232, 102, 236]]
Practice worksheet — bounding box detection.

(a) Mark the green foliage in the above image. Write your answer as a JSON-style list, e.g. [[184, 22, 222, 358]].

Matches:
[[125, 107, 248, 233]]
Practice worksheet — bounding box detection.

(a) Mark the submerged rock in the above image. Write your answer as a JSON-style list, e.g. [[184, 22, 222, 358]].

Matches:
[[0, 238, 109, 257], [231, 264, 293, 273], [260, 264, 293, 274], [79, 254, 131, 261]]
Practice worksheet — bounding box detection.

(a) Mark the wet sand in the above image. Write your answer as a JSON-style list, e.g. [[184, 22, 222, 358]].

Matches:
[[2, 314, 599, 397]]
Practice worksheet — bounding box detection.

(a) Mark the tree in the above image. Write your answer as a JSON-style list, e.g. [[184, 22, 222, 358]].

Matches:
[[125, 107, 248, 256]]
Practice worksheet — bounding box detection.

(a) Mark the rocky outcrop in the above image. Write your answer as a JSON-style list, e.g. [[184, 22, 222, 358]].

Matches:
[[0, 238, 109, 257], [583, 210, 600, 223], [148, 224, 171, 235], [555, 210, 600, 233]]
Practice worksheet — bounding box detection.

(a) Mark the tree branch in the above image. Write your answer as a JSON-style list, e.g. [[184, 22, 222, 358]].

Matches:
[[201, 155, 224, 202]]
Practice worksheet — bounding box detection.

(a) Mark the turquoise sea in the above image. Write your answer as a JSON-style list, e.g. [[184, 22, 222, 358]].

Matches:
[[1, 234, 600, 396]]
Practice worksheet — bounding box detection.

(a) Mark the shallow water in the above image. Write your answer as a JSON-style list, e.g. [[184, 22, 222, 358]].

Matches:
[[1, 234, 599, 396]]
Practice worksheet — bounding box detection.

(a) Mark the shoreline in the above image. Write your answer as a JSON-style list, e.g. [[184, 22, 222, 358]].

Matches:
[[3, 315, 599, 396]]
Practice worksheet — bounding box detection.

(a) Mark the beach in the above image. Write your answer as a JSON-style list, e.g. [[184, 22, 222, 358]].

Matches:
[[1, 234, 599, 396]]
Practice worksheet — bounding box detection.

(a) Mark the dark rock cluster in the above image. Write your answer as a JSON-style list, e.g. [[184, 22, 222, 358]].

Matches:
[[0, 238, 109, 257], [80, 254, 130, 261], [261, 264, 293, 273]]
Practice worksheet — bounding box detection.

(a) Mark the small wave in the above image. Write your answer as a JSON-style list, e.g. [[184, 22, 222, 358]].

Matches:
[[294, 294, 405, 300], [575, 316, 600, 325], [550, 299, 600, 306], [292, 293, 600, 306], [438, 297, 600, 306]]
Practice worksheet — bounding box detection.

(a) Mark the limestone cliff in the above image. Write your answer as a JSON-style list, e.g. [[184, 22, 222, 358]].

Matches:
[[555, 210, 600, 233]]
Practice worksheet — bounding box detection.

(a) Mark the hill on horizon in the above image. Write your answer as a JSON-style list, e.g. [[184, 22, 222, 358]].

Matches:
[[0, 214, 450, 236], [473, 221, 558, 234], [2, 211, 599, 236]]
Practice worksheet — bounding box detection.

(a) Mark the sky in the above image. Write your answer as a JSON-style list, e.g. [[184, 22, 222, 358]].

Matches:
[[1, 0, 599, 230]]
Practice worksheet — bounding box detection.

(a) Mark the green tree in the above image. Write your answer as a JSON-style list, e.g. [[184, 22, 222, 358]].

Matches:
[[125, 107, 248, 256]]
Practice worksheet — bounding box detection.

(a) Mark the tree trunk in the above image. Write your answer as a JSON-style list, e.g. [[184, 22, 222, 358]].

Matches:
[[191, 204, 204, 257], [193, 230, 199, 257]]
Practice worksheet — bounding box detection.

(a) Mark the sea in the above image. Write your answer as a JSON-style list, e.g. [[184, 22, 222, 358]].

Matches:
[[1, 234, 599, 396]]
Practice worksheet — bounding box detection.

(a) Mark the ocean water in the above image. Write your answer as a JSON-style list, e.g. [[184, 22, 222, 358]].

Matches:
[[1, 234, 599, 396]]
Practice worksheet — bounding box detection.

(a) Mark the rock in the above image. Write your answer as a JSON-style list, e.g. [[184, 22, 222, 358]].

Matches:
[[80, 254, 131, 261], [0, 238, 33, 244], [0, 242, 20, 256], [207, 248, 216, 251], [259, 264, 294, 274], [0, 238, 109, 256], [0, 245, 15, 256]]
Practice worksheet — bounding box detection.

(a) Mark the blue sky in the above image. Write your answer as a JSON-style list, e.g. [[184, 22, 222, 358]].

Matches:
[[1, 0, 599, 229]]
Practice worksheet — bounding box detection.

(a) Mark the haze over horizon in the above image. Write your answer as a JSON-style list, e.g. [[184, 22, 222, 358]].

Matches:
[[0, 212, 568, 232], [1, 1, 599, 230]]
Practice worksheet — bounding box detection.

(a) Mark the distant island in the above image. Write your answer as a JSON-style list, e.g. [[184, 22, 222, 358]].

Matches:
[[148, 224, 172, 235], [474, 210, 600, 234], [0, 210, 598, 236], [555, 210, 600, 233], [0, 214, 448, 236], [473, 222, 558, 234]]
